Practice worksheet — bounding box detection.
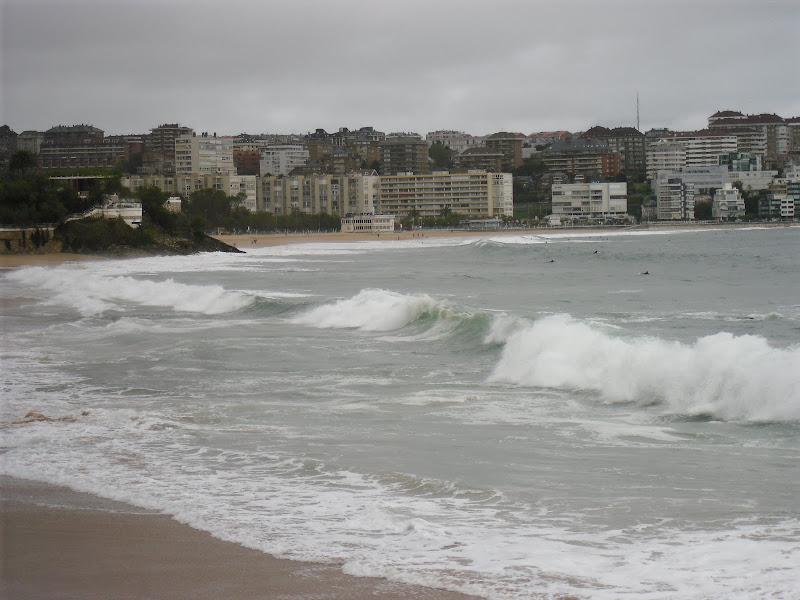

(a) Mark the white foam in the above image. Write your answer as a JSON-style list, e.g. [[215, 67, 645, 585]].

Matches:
[[7, 267, 253, 316], [489, 314, 800, 422], [290, 289, 443, 331]]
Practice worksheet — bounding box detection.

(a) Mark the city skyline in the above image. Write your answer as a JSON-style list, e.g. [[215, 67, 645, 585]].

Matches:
[[2, 0, 799, 137]]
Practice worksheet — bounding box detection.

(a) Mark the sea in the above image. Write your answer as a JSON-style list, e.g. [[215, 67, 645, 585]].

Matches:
[[2, 225, 799, 599]]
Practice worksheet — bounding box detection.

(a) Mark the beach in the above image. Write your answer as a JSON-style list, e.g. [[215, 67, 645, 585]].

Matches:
[[1, 476, 479, 600]]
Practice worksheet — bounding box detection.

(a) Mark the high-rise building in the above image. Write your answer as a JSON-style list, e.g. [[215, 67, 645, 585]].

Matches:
[[175, 133, 236, 176]]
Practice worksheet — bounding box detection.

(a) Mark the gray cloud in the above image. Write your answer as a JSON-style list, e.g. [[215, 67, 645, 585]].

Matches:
[[2, 0, 799, 136]]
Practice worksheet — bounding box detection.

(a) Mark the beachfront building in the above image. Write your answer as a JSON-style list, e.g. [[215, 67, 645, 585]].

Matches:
[[656, 178, 695, 221], [341, 213, 395, 233], [259, 144, 309, 176], [259, 174, 380, 216], [550, 182, 628, 223], [376, 171, 513, 219], [712, 184, 745, 220]]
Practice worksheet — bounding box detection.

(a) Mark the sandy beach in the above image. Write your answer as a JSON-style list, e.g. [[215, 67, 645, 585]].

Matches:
[[1, 476, 480, 600], [1, 222, 790, 268]]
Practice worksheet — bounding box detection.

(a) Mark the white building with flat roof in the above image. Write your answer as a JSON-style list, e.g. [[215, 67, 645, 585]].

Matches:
[[712, 184, 745, 220], [341, 213, 395, 233], [551, 182, 628, 222], [377, 171, 512, 218]]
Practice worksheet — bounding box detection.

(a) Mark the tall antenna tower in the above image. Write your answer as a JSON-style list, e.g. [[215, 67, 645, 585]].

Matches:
[[636, 91, 640, 131]]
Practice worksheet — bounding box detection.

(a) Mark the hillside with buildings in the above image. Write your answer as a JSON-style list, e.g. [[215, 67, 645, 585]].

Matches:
[[2, 109, 799, 232]]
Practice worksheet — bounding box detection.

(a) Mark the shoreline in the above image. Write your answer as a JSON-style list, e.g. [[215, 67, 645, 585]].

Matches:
[[1, 475, 481, 600], [0, 222, 794, 268]]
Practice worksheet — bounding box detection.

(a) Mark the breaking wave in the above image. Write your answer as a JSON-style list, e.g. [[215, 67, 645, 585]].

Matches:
[[290, 289, 525, 343], [290, 289, 450, 332], [489, 314, 800, 422], [6, 267, 254, 316]]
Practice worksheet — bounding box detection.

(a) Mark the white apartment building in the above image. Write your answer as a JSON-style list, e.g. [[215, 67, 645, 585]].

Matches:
[[259, 144, 309, 176], [652, 167, 729, 196], [657, 178, 695, 221], [650, 132, 737, 170], [175, 134, 236, 176], [425, 130, 483, 154], [646, 140, 686, 179], [377, 171, 513, 218], [259, 174, 379, 216], [551, 182, 628, 222], [712, 184, 745, 220]]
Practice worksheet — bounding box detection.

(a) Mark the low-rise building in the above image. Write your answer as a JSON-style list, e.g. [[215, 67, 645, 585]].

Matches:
[[712, 184, 745, 220], [341, 213, 395, 233], [551, 182, 628, 222]]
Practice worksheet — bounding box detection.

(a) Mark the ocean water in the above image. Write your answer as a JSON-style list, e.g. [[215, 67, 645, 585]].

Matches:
[[2, 226, 799, 599]]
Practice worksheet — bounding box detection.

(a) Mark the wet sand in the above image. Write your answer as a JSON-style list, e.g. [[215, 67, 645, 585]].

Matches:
[[1, 476, 480, 600]]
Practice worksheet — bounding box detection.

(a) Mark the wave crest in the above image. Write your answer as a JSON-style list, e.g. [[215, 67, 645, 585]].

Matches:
[[7, 267, 253, 316], [489, 314, 800, 422], [290, 289, 445, 331]]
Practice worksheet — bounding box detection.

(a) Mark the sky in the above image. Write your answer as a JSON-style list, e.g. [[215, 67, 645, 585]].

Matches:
[[2, 0, 799, 137]]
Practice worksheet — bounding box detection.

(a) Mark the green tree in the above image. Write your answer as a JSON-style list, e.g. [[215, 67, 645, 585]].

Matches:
[[428, 142, 456, 170], [8, 150, 38, 174]]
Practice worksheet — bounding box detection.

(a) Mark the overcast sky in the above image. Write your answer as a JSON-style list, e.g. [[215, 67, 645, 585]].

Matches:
[[2, 0, 798, 137]]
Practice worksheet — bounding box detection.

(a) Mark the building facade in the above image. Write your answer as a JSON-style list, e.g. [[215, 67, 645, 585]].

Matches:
[[259, 174, 380, 216], [551, 182, 628, 222], [379, 134, 430, 175], [657, 178, 695, 221], [376, 171, 512, 218], [259, 144, 310, 176], [175, 134, 236, 176], [712, 184, 745, 220]]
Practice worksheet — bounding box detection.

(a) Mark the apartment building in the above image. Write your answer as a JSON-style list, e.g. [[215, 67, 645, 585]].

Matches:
[[540, 139, 621, 179], [425, 130, 483, 155], [174, 133, 235, 176], [652, 130, 738, 168], [377, 171, 512, 218], [646, 140, 686, 179], [259, 174, 380, 216], [656, 178, 695, 221], [259, 144, 310, 176], [551, 182, 628, 222], [122, 173, 257, 211], [708, 111, 789, 157], [484, 132, 524, 171], [582, 126, 646, 174], [455, 146, 504, 172], [712, 183, 745, 220], [379, 134, 430, 175], [37, 124, 127, 170]]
